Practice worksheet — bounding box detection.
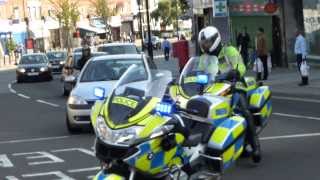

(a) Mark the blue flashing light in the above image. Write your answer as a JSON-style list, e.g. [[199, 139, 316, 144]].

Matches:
[[156, 102, 173, 116], [94, 87, 106, 100], [196, 74, 209, 84]]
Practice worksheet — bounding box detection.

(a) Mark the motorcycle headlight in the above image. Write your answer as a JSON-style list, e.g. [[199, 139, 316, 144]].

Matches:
[[18, 68, 26, 73], [60, 61, 65, 65], [95, 116, 143, 146], [40, 67, 48, 72], [68, 95, 87, 105]]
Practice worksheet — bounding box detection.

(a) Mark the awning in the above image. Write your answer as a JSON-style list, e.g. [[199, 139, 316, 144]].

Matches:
[[77, 24, 106, 34]]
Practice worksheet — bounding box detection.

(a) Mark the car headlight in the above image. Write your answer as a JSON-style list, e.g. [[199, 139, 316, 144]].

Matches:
[[68, 95, 87, 105], [95, 116, 143, 146], [60, 61, 65, 65], [40, 67, 48, 72], [18, 68, 26, 73]]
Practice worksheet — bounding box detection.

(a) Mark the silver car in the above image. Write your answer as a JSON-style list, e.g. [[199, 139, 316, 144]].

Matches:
[[66, 54, 151, 133]]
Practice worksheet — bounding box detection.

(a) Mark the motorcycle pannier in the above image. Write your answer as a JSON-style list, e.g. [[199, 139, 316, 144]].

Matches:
[[249, 86, 272, 126], [203, 116, 247, 172]]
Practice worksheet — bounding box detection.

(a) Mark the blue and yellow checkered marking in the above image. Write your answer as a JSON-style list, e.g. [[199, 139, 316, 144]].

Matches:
[[222, 137, 245, 171], [249, 86, 271, 109], [93, 171, 125, 180], [208, 116, 247, 150], [125, 135, 187, 175]]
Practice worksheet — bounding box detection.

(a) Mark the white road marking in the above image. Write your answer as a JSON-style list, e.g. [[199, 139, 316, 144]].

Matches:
[[9, 89, 16, 94], [273, 95, 320, 103], [36, 99, 60, 107], [0, 154, 14, 168], [52, 148, 95, 157], [5, 176, 19, 180], [68, 166, 100, 173], [0, 136, 69, 144], [261, 132, 320, 141], [154, 55, 165, 59], [13, 151, 64, 166], [87, 176, 95, 179], [8, 83, 16, 94], [22, 171, 75, 180], [17, 93, 30, 99], [273, 112, 320, 121]]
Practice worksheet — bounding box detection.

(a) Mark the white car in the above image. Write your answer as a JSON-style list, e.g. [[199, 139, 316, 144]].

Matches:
[[96, 43, 140, 55], [66, 54, 151, 133]]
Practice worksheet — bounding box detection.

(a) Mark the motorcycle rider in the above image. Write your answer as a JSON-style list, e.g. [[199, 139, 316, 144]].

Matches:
[[197, 26, 261, 163]]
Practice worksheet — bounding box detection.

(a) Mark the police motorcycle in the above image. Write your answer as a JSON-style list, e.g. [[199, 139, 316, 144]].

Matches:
[[91, 64, 192, 180], [169, 56, 272, 135]]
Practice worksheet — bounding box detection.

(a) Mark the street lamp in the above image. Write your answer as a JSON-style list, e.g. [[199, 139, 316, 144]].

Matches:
[[137, 0, 144, 51], [145, 0, 153, 60]]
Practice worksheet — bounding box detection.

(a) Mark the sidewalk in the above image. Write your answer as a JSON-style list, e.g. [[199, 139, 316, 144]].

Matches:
[[154, 57, 320, 97]]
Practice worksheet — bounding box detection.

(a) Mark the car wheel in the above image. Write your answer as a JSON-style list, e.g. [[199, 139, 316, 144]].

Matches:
[[16, 77, 23, 83], [66, 115, 81, 134]]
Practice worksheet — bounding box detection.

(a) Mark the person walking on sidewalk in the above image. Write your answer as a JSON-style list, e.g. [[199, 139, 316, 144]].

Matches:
[[294, 30, 308, 86], [162, 37, 171, 61], [237, 27, 250, 67], [256, 27, 268, 80]]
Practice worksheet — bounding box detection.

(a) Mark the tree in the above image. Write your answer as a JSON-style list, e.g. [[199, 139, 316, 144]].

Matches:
[[90, 0, 114, 41], [151, 0, 189, 30], [49, 0, 80, 52]]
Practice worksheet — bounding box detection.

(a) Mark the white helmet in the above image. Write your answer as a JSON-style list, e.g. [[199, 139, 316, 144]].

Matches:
[[198, 26, 222, 54]]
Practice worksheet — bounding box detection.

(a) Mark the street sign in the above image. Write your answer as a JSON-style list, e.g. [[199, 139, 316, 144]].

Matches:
[[213, 0, 228, 17]]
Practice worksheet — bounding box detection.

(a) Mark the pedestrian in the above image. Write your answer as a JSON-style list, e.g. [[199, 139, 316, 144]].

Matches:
[[78, 46, 91, 70], [294, 29, 308, 86], [162, 37, 171, 61], [237, 27, 250, 67], [256, 27, 268, 80]]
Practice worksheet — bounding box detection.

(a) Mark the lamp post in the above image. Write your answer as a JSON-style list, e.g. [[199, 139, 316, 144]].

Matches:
[[175, 0, 179, 40], [137, 0, 144, 51], [145, 0, 153, 60]]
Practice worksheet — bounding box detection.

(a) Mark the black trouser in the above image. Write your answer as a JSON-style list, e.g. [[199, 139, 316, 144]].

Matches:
[[296, 54, 309, 85], [257, 55, 268, 80], [237, 92, 260, 154], [164, 47, 170, 61], [241, 50, 249, 67]]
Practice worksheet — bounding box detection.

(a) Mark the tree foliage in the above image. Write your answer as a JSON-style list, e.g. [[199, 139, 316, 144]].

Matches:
[[49, 0, 80, 29], [90, 0, 113, 24], [151, 0, 190, 28]]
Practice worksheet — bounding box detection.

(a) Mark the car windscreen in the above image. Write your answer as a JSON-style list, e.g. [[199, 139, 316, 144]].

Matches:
[[98, 45, 137, 55], [46, 52, 67, 60], [80, 58, 146, 82], [20, 55, 47, 64]]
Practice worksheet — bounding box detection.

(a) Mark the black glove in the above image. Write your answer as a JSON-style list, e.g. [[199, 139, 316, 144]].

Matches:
[[226, 70, 240, 81]]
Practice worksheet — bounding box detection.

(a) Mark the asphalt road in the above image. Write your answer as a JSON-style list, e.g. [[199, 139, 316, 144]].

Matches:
[[1, 63, 320, 180]]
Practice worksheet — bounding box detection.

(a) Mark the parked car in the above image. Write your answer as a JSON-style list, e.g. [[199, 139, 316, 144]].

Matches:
[[16, 53, 53, 83], [97, 43, 139, 55], [143, 36, 161, 49], [61, 52, 107, 96], [46, 51, 67, 73], [66, 54, 151, 133]]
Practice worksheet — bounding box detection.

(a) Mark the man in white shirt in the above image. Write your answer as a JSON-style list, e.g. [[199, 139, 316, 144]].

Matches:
[[294, 30, 308, 86]]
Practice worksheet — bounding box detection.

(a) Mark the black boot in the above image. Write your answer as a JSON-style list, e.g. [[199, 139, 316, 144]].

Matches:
[[256, 72, 262, 81]]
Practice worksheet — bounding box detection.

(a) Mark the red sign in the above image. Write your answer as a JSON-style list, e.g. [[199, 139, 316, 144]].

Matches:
[[26, 39, 34, 49], [264, 2, 278, 14]]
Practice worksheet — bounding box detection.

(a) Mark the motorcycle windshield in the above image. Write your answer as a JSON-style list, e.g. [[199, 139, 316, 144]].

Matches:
[[179, 56, 219, 97], [107, 64, 172, 126]]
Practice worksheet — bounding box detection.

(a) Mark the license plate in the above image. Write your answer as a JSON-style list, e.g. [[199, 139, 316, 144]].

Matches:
[[52, 65, 60, 69], [27, 72, 39, 76]]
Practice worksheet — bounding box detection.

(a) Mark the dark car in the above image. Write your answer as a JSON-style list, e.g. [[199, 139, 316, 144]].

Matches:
[[97, 43, 139, 55], [46, 51, 67, 73], [61, 52, 107, 96], [16, 53, 53, 83]]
